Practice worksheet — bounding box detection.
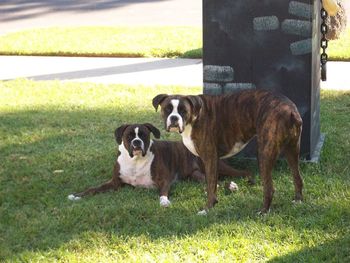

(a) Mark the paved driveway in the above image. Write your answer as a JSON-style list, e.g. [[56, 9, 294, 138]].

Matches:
[[0, 0, 202, 34]]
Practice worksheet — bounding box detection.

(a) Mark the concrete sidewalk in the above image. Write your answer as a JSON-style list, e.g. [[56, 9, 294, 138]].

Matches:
[[0, 56, 202, 86], [0, 55, 349, 90]]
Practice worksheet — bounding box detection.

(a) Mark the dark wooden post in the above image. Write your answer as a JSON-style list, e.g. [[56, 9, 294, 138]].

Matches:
[[203, 0, 324, 161]]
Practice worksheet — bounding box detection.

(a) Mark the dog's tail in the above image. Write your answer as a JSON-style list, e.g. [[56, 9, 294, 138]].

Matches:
[[289, 111, 303, 139], [290, 111, 302, 128]]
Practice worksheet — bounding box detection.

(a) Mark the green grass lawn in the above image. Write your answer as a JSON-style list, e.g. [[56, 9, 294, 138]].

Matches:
[[0, 26, 202, 58], [0, 26, 348, 60], [0, 80, 349, 262]]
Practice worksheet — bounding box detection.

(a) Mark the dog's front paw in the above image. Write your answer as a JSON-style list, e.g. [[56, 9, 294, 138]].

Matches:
[[68, 194, 81, 201], [293, 193, 303, 204], [159, 196, 171, 207], [292, 199, 302, 204], [197, 209, 208, 216], [257, 208, 270, 216], [246, 172, 256, 185], [228, 181, 239, 192]]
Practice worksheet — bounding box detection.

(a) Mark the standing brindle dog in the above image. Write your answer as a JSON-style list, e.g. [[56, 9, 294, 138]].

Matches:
[[153, 89, 303, 214]]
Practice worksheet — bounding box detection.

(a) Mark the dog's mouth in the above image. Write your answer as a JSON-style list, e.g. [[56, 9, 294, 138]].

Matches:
[[167, 125, 183, 133], [130, 146, 144, 157]]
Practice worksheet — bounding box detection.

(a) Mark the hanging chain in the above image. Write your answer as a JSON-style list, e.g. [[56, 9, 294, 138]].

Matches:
[[320, 1, 329, 81]]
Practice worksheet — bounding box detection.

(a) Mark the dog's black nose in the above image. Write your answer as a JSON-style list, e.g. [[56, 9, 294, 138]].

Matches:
[[170, 115, 179, 123], [132, 139, 142, 148]]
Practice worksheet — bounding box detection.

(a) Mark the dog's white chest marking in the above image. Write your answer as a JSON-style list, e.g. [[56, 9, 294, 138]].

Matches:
[[118, 142, 155, 188], [221, 141, 248, 159], [181, 124, 199, 156]]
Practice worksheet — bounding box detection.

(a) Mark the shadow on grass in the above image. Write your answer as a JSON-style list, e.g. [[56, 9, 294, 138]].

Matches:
[[1, 93, 350, 260], [268, 235, 350, 262]]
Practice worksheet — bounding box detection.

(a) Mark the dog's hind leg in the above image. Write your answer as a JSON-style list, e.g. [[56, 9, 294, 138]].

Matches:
[[285, 113, 303, 203], [257, 134, 280, 214], [284, 139, 303, 203], [190, 170, 206, 183], [218, 160, 255, 185]]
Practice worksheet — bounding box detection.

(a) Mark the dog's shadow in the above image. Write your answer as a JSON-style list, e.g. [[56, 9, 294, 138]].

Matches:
[[61, 157, 297, 240], [64, 177, 261, 239]]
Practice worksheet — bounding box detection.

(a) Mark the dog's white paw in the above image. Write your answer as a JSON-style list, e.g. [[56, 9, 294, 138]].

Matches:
[[292, 199, 302, 204], [204, 184, 220, 195], [228, 181, 239, 192], [159, 196, 171, 207], [68, 194, 81, 201], [257, 209, 270, 216], [197, 209, 208, 216]]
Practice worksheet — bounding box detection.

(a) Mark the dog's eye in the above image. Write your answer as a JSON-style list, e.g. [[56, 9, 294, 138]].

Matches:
[[178, 106, 186, 114], [165, 107, 172, 114]]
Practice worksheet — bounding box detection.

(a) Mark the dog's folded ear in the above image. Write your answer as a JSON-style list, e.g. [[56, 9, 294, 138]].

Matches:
[[152, 94, 168, 111], [115, 124, 129, 144], [143, 123, 161, 139], [185, 95, 203, 117]]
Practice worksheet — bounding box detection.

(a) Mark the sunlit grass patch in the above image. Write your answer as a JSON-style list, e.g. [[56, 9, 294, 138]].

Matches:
[[0, 26, 202, 58], [0, 80, 349, 262]]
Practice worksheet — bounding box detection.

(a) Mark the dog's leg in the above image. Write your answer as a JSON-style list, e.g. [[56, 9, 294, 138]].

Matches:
[[188, 158, 206, 183], [159, 181, 172, 207], [190, 170, 206, 183], [68, 162, 122, 200], [285, 140, 303, 203], [218, 160, 255, 185], [199, 150, 219, 215], [257, 136, 279, 214], [69, 178, 122, 200]]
